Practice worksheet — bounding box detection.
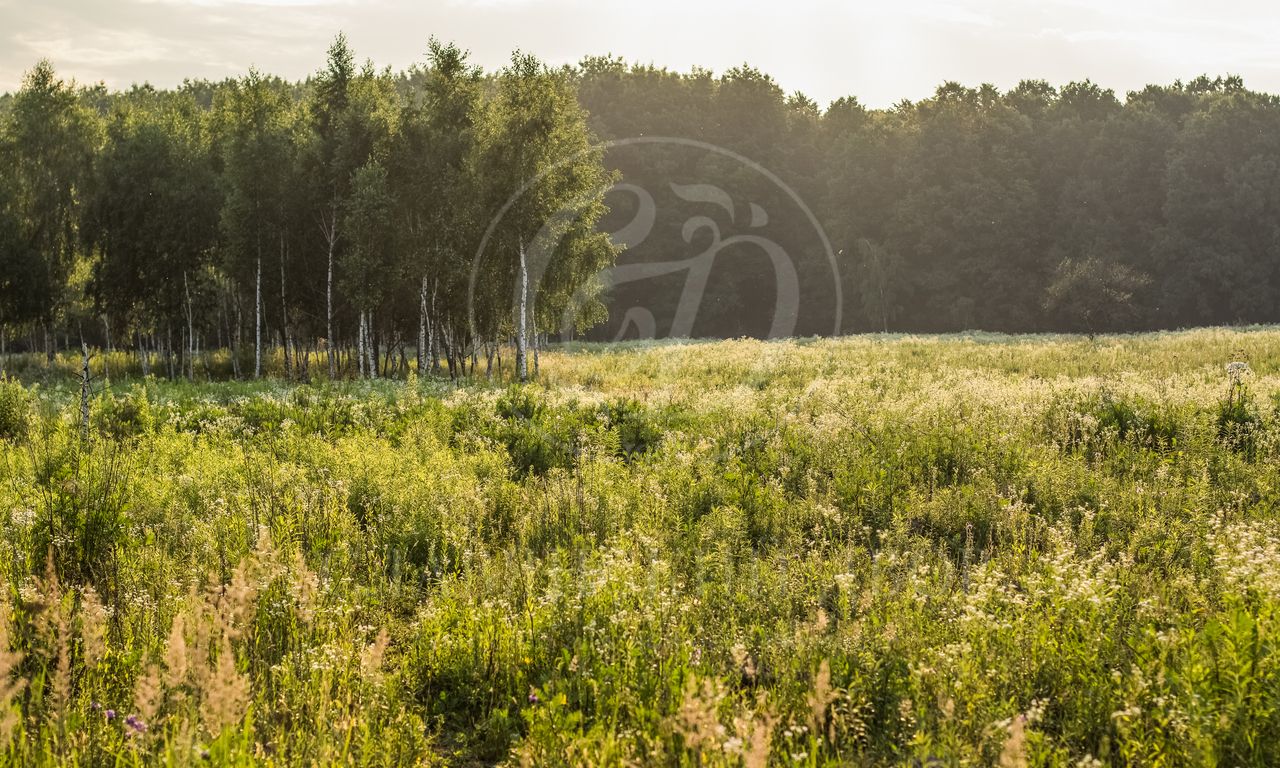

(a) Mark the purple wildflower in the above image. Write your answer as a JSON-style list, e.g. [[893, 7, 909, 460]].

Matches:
[[528, 689, 539, 704], [104, 709, 116, 721], [124, 714, 148, 734]]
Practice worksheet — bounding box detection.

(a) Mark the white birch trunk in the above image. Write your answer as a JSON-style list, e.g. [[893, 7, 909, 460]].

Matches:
[[138, 332, 149, 377], [280, 235, 291, 379], [418, 275, 427, 375], [516, 239, 529, 382], [184, 271, 194, 381], [357, 311, 366, 378], [366, 310, 378, 379], [429, 278, 438, 373], [325, 209, 337, 379], [232, 291, 242, 379], [255, 256, 262, 378]]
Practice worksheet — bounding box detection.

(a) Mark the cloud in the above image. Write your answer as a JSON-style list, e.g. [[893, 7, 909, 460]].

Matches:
[[12, 30, 176, 68], [0, 0, 349, 88], [1, 0, 1278, 106]]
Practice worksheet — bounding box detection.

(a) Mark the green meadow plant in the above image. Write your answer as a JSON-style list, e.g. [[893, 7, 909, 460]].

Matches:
[[0, 377, 32, 442], [0, 328, 1278, 765]]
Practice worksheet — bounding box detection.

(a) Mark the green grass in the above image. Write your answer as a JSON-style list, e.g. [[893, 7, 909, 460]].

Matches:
[[2, 328, 1280, 765]]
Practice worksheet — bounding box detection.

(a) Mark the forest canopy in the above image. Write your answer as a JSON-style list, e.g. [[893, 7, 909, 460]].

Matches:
[[2, 36, 1279, 381]]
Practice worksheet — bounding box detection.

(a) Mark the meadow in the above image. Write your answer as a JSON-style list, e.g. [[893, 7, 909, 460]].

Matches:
[[1, 328, 1280, 766]]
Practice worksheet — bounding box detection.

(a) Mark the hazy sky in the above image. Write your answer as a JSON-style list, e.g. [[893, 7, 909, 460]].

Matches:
[[2, 0, 1279, 107]]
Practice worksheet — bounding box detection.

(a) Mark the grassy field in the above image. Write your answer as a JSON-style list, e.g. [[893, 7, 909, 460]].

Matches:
[[2, 328, 1280, 766]]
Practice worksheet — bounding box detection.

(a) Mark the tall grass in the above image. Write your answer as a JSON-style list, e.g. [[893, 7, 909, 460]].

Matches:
[[1, 328, 1279, 765]]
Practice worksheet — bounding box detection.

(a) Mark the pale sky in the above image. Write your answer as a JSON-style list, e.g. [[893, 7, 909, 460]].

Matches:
[[2, 0, 1279, 108]]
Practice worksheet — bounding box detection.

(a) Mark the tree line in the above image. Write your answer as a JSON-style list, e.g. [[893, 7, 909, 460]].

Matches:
[[3, 39, 1280, 382], [0, 36, 614, 381], [574, 62, 1280, 337]]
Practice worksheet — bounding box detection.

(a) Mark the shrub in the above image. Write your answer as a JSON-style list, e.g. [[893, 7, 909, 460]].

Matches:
[[92, 385, 155, 439], [288, 386, 362, 436], [233, 394, 287, 432], [493, 387, 600, 476], [597, 397, 663, 461], [1217, 384, 1263, 459], [1048, 391, 1181, 457], [0, 376, 32, 441]]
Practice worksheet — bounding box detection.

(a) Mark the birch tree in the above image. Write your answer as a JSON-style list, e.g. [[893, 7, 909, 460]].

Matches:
[[342, 160, 394, 378], [215, 69, 295, 378], [1, 61, 97, 351], [389, 39, 483, 377], [307, 34, 358, 378], [478, 53, 617, 380], [84, 90, 219, 378]]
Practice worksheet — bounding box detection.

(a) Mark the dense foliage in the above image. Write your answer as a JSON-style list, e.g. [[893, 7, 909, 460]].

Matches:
[[576, 66, 1280, 337], [5, 45, 1280, 359], [1, 329, 1279, 765], [0, 38, 616, 381]]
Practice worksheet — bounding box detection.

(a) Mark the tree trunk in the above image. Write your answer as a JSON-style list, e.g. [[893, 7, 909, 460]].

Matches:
[[326, 210, 337, 379], [79, 344, 91, 445], [429, 279, 439, 374], [516, 239, 529, 382], [367, 311, 378, 379], [280, 232, 292, 379], [443, 326, 455, 381], [216, 292, 224, 352], [184, 271, 195, 381], [255, 255, 262, 379], [357, 311, 366, 379], [137, 332, 150, 377], [222, 287, 230, 369], [232, 290, 243, 379], [418, 275, 428, 375]]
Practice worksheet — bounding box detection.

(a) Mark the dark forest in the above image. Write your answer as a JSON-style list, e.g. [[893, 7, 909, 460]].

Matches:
[[3, 36, 1278, 378]]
